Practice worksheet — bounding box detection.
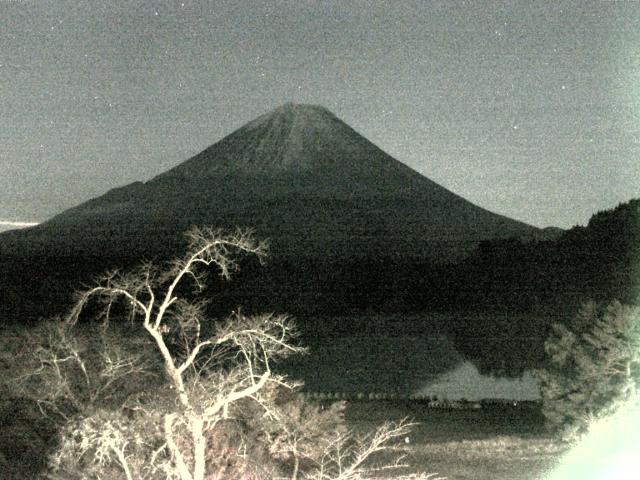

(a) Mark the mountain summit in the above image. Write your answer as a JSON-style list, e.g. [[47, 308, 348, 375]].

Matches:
[[153, 102, 443, 201], [159, 103, 379, 175], [176, 103, 354, 175], [2, 103, 539, 260]]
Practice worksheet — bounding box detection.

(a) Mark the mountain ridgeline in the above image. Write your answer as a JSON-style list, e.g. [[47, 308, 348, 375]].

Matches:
[[0, 103, 538, 260], [1, 104, 637, 377], [0, 103, 541, 319]]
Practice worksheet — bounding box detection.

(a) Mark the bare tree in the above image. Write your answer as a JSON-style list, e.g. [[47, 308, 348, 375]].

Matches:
[[13, 227, 442, 480], [59, 227, 305, 480], [304, 419, 447, 480]]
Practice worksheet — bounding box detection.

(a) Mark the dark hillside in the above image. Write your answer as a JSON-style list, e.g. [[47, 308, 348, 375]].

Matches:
[[0, 103, 540, 322], [450, 198, 639, 312], [443, 198, 640, 375]]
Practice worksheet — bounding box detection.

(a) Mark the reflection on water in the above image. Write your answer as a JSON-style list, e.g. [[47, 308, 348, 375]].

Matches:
[[417, 360, 540, 401]]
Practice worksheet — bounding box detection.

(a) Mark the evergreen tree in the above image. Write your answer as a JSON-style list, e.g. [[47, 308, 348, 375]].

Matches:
[[535, 301, 640, 439]]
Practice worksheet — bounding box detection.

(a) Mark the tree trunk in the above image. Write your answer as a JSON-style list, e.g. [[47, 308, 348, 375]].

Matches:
[[292, 455, 300, 480], [192, 416, 206, 480]]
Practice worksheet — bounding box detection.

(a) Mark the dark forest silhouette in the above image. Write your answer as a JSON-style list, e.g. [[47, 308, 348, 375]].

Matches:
[[1, 198, 637, 378]]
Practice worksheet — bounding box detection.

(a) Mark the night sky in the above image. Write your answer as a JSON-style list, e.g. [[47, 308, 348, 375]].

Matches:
[[1, 0, 639, 230]]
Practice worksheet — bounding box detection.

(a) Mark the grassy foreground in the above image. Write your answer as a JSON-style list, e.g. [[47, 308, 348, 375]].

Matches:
[[344, 400, 567, 480], [1, 322, 566, 479], [0, 397, 568, 480]]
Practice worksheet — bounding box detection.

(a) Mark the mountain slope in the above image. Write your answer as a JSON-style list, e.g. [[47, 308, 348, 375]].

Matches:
[[2, 103, 539, 261]]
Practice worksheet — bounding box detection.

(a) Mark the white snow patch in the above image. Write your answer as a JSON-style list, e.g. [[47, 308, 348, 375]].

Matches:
[[0, 220, 39, 232]]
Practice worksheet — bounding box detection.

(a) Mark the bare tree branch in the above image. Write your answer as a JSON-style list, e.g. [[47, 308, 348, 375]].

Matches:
[[15, 226, 437, 480]]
